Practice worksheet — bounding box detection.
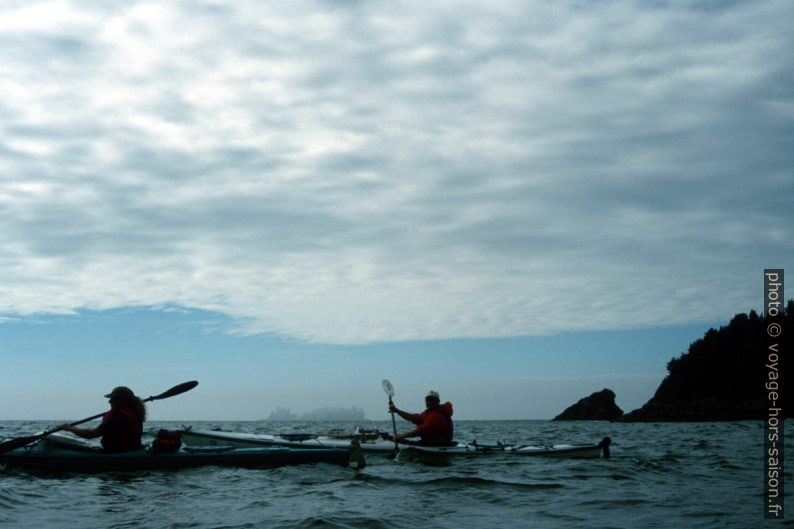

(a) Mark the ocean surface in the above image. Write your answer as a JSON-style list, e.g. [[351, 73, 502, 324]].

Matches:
[[0, 419, 789, 528]]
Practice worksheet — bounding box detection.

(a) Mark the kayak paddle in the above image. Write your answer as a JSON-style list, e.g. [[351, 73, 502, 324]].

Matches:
[[0, 380, 199, 454], [382, 379, 399, 455]]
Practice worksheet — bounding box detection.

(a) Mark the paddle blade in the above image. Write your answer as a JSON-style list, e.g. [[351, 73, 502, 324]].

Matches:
[[145, 380, 199, 402], [0, 435, 41, 454], [382, 379, 394, 398]]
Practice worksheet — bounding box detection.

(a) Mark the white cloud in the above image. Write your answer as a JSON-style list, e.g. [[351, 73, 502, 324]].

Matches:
[[1, 0, 792, 343]]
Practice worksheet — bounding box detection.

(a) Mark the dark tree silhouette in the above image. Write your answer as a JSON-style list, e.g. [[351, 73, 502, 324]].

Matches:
[[621, 300, 792, 421]]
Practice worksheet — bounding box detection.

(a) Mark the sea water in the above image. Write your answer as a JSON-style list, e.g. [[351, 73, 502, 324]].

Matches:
[[0, 420, 787, 528]]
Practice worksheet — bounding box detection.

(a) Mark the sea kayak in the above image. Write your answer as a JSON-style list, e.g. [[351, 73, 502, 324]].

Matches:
[[180, 429, 611, 458], [0, 433, 357, 473]]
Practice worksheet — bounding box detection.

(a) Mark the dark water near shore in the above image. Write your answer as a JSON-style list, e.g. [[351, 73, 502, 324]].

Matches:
[[0, 420, 789, 528]]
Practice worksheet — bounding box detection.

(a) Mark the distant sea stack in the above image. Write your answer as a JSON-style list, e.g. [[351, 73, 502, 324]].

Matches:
[[554, 388, 624, 421], [622, 301, 793, 422]]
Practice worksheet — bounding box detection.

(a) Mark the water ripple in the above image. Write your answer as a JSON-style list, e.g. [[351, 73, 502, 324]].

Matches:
[[0, 419, 779, 529]]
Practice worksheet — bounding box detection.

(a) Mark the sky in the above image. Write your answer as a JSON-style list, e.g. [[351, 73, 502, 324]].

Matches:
[[0, 1, 792, 422]]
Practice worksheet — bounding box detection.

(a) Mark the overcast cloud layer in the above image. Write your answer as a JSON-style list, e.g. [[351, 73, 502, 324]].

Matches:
[[1, 0, 792, 343]]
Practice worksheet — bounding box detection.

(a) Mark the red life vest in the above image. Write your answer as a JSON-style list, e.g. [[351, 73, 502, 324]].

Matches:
[[101, 406, 143, 452], [415, 402, 454, 444]]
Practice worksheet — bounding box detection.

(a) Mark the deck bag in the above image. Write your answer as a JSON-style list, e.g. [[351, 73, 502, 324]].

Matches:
[[152, 429, 182, 453]]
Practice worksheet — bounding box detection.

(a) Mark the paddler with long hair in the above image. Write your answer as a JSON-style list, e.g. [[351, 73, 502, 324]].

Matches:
[[60, 386, 147, 452], [388, 390, 454, 446]]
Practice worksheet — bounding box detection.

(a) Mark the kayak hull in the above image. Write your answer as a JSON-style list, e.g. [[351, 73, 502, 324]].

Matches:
[[0, 436, 352, 473]]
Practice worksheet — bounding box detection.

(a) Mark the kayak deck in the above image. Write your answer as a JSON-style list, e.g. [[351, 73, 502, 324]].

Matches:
[[0, 434, 356, 473], [181, 429, 398, 453]]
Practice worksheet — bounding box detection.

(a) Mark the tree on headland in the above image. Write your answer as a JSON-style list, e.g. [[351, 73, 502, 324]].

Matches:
[[621, 299, 793, 421]]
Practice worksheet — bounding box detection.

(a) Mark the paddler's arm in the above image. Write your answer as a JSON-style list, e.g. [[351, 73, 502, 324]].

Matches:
[[392, 427, 420, 442], [388, 403, 421, 424], [59, 423, 101, 439]]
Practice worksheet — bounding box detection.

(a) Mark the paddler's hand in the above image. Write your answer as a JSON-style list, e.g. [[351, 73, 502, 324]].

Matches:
[[388, 403, 397, 413], [59, 424, 74, 432]]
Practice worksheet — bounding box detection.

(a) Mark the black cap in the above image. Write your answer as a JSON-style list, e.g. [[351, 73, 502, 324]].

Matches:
[[104, 386, 135, 400]]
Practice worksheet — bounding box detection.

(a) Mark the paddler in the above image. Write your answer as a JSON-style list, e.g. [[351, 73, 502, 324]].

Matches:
[[388, 390, 454, 446], [60, 386, 147, 452]]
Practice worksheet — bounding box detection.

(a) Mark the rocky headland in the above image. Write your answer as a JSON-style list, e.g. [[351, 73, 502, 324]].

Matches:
[[556, 300, 792, 421]]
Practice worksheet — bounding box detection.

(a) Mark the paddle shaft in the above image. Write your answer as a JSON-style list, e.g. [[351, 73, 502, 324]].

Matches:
[[382, 379, 399, 455], [0, 380, 198, 454], [388, 396, 398, 442], [387, 395, 402, 457]]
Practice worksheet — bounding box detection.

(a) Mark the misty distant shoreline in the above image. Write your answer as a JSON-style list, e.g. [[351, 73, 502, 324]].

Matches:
[[265, 406, 366, 422]]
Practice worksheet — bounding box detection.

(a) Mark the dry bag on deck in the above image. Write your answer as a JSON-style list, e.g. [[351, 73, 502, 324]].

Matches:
[[151, 429, 182, 453]]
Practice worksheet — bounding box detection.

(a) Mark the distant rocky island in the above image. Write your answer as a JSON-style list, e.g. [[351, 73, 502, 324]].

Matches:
[[267, 406, 366, 421], [553, 388, 623, 421], [556, 300, 792, 421]]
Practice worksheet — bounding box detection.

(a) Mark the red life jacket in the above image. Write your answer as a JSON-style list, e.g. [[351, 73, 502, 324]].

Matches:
[[415, 402, 454, 444], [101, 406, 143, 452]]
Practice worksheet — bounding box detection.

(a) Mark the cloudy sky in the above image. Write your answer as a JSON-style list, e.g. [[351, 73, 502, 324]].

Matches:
[[1, 1, 791, 422]]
